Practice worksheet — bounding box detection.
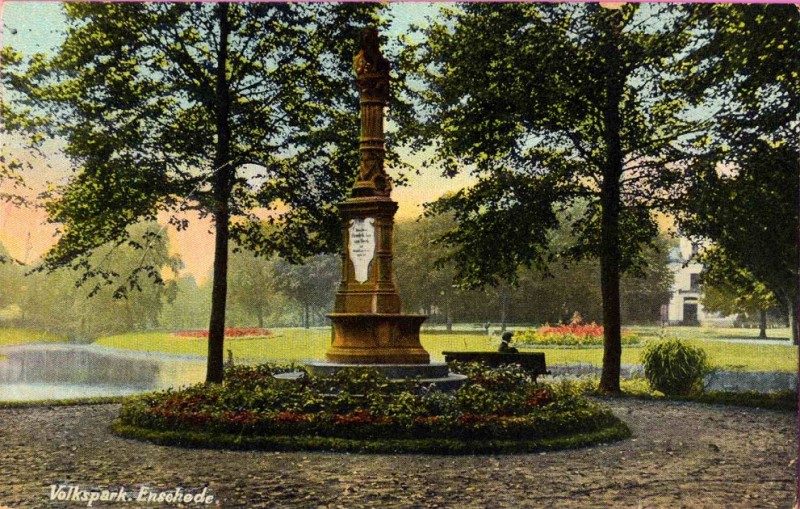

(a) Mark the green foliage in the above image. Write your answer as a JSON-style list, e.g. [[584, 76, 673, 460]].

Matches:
[[20, 223, 178, 339], [393, 211, 674, 325], [641, 339, 712, 396], [5, 2, 387, 380], [117, 362, 624, 443], [111, 419, 631, 455], [674, 4, 800, 341], [678, 142, 798, 341], [700, 264, 778, 319], [159, 275, 211, 330], [270, 254, 339, 328], [399, 4, 697, 288], [10, 3, 386, 270]]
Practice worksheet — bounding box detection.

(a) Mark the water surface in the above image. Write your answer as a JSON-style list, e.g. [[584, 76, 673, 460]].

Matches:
[[0, 343, 206, 401]]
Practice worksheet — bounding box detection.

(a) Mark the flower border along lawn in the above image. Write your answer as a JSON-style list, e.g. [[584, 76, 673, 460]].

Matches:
[[94, 330, 797, 373], [112, 363, 630, 455]]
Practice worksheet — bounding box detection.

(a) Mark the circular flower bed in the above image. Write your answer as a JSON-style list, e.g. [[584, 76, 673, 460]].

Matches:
[[172, 328, 273, 339], [113, 363, 630, 454]]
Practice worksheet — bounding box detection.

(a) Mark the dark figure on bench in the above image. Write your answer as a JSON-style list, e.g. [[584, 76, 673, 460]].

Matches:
[[499, 331, 519, 353]]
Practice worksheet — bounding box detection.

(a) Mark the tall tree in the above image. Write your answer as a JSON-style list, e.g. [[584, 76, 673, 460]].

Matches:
[[8, 3, 383, 381], [226, 249, 278, 329], [673, 4, 800, 343], [678, 143, 798, 342], [401, 3, 697, 392], [20, 222, 178, 338], [273, 254, 339, 329], [699, 250, 779, 339]]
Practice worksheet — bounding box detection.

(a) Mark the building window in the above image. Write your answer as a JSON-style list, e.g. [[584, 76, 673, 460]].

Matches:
[[689, 273, 700, 291]]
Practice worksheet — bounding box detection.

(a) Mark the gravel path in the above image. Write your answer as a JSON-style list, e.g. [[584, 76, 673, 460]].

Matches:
[[0, 400, 795, 508]]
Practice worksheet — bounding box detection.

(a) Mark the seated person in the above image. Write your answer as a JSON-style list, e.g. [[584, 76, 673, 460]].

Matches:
[[498, 331, 518, 353]]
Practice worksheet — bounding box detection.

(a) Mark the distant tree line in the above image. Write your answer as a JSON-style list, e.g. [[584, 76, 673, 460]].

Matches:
[[0, 207, 675, 338], [394, 210, 674, 330]]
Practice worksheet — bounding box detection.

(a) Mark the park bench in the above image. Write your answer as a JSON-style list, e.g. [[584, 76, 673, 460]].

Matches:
[[442, 351, 551, 381]]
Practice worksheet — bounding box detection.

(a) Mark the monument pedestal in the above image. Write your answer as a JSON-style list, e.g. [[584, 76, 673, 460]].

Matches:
[[326, 313, 428, 364]]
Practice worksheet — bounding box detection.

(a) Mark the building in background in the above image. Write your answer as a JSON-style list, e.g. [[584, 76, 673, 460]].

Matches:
[[662, 237, 734, 327]]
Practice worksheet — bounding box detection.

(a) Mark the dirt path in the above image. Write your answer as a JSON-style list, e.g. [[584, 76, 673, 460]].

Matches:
[[0, 399, 795, 508]]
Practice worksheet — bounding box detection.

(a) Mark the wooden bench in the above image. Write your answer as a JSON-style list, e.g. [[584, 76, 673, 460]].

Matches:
[[442, 351, 551, 381]]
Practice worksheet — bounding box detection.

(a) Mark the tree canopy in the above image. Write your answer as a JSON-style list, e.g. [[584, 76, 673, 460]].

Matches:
[[674, 4, 800, 342], [400, 2, 699, 392], [7, 2, 384, 381]]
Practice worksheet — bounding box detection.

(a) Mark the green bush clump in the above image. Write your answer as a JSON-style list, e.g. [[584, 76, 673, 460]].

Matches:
[[641, 339, 711, 396], [116, 362, 627, 449]]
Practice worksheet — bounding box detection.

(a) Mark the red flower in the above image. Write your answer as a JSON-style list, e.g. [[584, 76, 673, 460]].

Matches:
[[525, 388, 553, 408], [332, 409, 389, 425], [222, 411, 259, 426], [173, 328, 273, 339], [274, 411, 310, 423]]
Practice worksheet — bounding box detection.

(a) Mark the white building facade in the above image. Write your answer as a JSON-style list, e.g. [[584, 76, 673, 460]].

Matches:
[[662, 238, 734, 326]]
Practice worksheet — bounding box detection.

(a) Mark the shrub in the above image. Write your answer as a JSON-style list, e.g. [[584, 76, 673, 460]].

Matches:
[[641, 339, 711, 396]]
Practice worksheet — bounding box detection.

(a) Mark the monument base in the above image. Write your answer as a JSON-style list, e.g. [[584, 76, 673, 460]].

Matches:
[[277, 363, 467, 391], [326, 313, 429, 364], [307, 361, 448, 379]]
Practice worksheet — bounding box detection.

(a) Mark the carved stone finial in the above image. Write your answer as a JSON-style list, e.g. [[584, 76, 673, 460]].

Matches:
[[353, 27, 390, 102]]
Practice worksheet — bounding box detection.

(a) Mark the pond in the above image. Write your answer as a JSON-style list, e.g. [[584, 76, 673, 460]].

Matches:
[[0, 344, 206, 401]]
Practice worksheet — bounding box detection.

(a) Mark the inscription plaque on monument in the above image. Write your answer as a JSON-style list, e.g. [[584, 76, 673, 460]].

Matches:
[[349, 218, 376, 283]]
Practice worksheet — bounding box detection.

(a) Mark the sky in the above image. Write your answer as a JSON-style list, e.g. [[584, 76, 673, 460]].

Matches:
[[0, 2, 473, 283]]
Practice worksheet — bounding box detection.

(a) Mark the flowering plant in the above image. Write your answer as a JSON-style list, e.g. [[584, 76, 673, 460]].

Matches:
[[515, 316, 640, 346], [173, 328, 273, 338], [118, 362, 618, 440]]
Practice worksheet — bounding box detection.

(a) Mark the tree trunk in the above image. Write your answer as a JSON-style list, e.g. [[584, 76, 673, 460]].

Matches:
[[257, 307, 264, 329], [790, 301, 799, 345], [499, 289, 508, 332], [445, 292, 452, 332], [598, 11, 625, 395], [206, 2, 232, 384], [796, 148, 800, 346], [304, 303, 310, 329], [758, 309, 767, 339]]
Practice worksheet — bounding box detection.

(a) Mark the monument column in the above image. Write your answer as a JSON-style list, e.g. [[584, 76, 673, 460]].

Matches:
[[325, 27, 429, 365]]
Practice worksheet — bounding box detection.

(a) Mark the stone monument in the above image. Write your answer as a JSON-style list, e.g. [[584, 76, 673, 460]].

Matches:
[[307, 27, 456, 383]]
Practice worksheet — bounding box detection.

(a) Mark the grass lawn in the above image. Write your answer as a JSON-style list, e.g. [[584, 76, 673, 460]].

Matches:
[[95, 329, 332, 361], [535, 341, 797, 373], [0, 328, 68, 346], [0, 328, 70, 360], [630, 325, 792, 342], [93, 327, 799, 373]]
